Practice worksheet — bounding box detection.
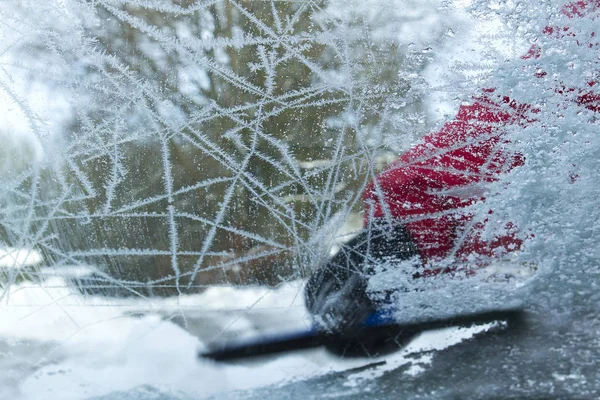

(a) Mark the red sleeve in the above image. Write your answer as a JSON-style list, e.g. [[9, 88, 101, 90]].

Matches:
[[363, 0, 598, 264], [364, 95, 525, 262]]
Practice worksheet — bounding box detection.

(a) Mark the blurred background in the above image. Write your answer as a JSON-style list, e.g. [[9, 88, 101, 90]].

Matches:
[[0, 0, 476, 296]]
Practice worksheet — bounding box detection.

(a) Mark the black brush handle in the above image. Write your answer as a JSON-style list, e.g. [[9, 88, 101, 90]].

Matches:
[[201, 329, 325, 361], [199, 307, 525, 361]]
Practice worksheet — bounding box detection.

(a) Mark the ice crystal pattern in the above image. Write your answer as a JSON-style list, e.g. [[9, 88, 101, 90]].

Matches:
[[0, 0, 458, 297]]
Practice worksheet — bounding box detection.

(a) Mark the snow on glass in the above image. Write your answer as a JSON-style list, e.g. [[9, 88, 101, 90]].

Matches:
[[0, 0, 599, 398]]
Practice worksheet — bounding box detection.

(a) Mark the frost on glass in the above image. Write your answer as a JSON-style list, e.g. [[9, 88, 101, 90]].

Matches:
[[0, 0, 455, 297], [1, 0, 599, 398]]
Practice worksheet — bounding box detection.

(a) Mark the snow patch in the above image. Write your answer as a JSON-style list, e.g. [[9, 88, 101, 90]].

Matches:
[[0, 248, 43, 268]]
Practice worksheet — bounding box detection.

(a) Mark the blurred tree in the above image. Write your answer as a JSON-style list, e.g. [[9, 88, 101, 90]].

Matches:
[[0, 0, 457, 296]]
